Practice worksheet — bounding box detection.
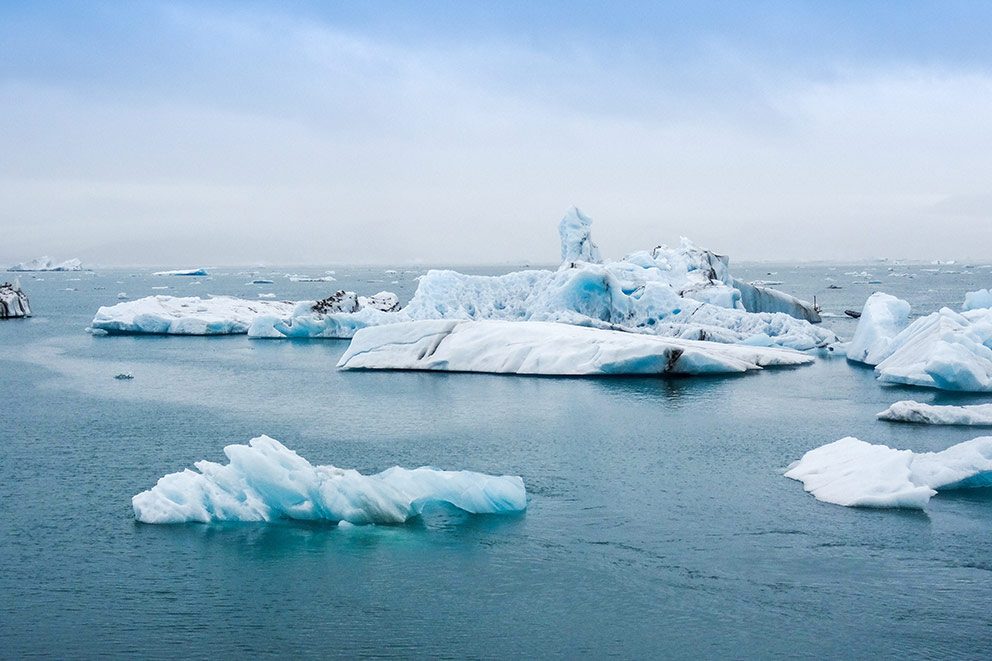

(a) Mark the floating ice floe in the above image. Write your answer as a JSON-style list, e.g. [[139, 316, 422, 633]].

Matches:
[[7, 256, 83, 272], [132, 435, 527, 524], [785, 436, 992, 509], [337, 319, 813, 376], [878, 400, 992, 426], [248, 291, 401, 338], [847, 291, 992, 392], [91, 295, 295, 335], [963, 289, 992, 312], [846, 293, 911, 364], [153, 268, 209, 276], [0, 279, 31, 318]]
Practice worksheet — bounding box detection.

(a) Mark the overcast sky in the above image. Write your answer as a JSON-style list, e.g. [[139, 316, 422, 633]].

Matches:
[[2, 1, 991, 266]]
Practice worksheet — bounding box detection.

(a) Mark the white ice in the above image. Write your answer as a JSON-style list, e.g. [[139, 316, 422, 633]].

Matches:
[[847, 291, 992, 392], [877, 400, 992, 426], [7, 256, 83, 272], [337, 319, 813, 376], [846, 292, 911, 365], [153, 268, 209, 276], [132, 435, 527, 524], [90, 295, 295, 335], [785, 436, 992, 509]]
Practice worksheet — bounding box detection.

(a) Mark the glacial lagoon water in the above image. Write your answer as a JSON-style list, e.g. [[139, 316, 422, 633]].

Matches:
[[2, 263, 992, 658]]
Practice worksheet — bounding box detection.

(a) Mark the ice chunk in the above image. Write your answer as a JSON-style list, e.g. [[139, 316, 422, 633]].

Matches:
[[153, 268, 209, 276], [873, 307, 992, 391], [732, 278, 821, 323], [0, 279, 31, 318], [784, 436, 992, 509], [963, 289, 992, 311], [7, 256, 83, 271], [132, 435, 527, 524], [247, 291, 401, 339], [846, 293, 911, 365], [337, 319, 813, 376], [91, 295, 295, 335], [878, 400, 992, 426], [559, 206, 601, 263]]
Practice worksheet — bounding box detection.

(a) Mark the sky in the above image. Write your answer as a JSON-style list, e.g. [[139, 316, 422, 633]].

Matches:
[[1, 1, 991, 266]]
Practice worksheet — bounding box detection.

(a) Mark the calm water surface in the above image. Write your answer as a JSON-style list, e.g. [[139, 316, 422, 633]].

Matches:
[[2, 263, 991, 659]]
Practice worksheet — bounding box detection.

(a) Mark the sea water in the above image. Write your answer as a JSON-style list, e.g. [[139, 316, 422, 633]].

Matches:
[[2, 263, 991, 658]]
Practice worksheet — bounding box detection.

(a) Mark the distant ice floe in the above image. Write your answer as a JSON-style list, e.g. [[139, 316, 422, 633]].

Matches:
[[878, 400, 992, 426], [132, 435, 527, 524], [91, 295, 295, 335], [337, 319, 813, 376], [153, 268, 209, 276], [0, 279, 31, 318], [7, 256, 83, 272], [785, 436, 992, 509], [963, 289, 992, 312], [847, 290, 992, 391]]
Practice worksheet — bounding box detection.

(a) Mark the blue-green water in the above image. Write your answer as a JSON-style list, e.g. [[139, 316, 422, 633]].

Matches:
[[2, 264, 992, 659]]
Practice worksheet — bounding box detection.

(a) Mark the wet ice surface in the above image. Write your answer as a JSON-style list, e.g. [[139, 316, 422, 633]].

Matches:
[[2, 263, 992, 658]]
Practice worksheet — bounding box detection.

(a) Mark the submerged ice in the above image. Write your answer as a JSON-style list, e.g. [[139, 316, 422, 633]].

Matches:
[[785, 436, 992, 509], [133, 435, 527, 524]]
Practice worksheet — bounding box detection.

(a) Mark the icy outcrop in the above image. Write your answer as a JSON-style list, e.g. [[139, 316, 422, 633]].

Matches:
[[732, 278, 821, 323], [132, 435, 527, 524], [337, 319, 814, 376], [846, 293, 912, 364], [785, 436, 992, 509], [963, 289, 992, 311], [90, 296, 295, 335], [247, 291, 400, 339], [878, 400, 992, 426], [8, 256, 83, 272], [846, 291, 992, 392], [0, 280, 31, 318], [873, 308, 992, 392], [153, 268, 209, 276], [559, 206, 602, 263]]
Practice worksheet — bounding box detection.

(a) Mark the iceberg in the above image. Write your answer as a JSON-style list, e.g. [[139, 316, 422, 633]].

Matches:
[[785, 436, 992, 509], [846, 291, 992, 392], [337, 319, 814, 376], [963, 289, 992, 311], [8, 256, 83, 272], [846, 293, 911, 364], [0, 279, 31, 318], [132, 435, 527, 524], [153, 268, 209, 276], [90, 295, 295, 335], [878, 400, 992, 426], [247, 291, 401, 339]]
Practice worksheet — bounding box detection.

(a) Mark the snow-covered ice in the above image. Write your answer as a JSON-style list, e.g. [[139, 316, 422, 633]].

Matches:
[[878, 400, 992, 426], [846, 293, 911, 364], [91, 295, 295, 335], [0, 279, 31, 318], [132, 435, 527, 524], [337, 319, 814, 376], [153, 268, 209, 276], [7, 256, 83, 272], [785, 436, 992, 509], [247, 291, 401, 339]]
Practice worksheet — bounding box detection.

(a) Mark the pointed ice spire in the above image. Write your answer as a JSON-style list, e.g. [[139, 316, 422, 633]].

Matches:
[[558, 206, 602, 264]]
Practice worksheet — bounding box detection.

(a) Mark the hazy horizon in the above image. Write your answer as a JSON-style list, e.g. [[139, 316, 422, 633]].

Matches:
[[3, 2, 991, 266]]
